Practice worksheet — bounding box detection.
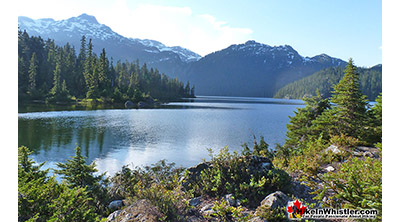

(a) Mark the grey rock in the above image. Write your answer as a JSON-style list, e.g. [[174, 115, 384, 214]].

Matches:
[[200, 203, 216, 215], [108, 200, 124, 210], [106, 210, 121, 222], [189, 197, 202, 206], [137, 101, 146, 108], [124, 100, 135, 109], [259, 191, 290, 209]]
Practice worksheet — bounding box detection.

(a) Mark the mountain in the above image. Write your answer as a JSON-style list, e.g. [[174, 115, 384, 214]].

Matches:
[[18, 14, 201, 78], [183, 40, 346, 97], [274, 65, 382, 100], [19, 14, 352, 97]]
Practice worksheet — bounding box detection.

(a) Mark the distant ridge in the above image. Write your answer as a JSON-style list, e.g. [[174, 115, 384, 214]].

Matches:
[[18, 14, 380, 98]]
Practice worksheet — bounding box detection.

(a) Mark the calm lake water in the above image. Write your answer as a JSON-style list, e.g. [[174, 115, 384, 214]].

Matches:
[[18, 96, 304, 176]]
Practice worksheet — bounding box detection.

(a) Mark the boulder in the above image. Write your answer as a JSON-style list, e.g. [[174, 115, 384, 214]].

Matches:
[[107, 199, 163, 222], [108, 200, 124, 210], [124, 100, 135, 109], [137, 101, 147, 108], [258, 191, 290, 210]]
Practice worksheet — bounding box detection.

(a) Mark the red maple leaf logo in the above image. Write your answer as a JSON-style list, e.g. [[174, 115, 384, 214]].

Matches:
[[293, 199, 301, 209], [287, 205, 293, 213], [287, 199, 307, 218]]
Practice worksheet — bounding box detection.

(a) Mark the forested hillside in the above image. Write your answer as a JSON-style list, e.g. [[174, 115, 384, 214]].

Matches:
[[18, 30, 194, 104], [274, 65, 382, 100]]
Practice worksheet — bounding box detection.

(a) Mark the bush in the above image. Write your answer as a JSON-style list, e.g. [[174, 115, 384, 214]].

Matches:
[[110, 160, 188, 221], [188, 146, 291, 208], [315, 157, 382, 219], [208, 200, 251, 222], [18, 146, 101, 221]]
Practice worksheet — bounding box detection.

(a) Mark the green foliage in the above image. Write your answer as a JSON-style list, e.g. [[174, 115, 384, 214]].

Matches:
[[189, 146, 291, 208], [274, 59, 382, 221], [110, 160, 188, 221], [256, 205, 288, 221], [285, 89, 330, 150], [18, 146, 101, 221], [18, 30, 195, 103], [274, 65, 382, 101], [316, 157, 382, 219], [209, 200, 251, 222], [47, 185, 99, 222], [364, 93, 382, 144], [329, 58, 368, 138], [55, 146, 110, 215]]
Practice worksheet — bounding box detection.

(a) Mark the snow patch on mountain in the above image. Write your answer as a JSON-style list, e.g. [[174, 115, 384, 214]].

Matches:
[[18, 14, 201, 63]]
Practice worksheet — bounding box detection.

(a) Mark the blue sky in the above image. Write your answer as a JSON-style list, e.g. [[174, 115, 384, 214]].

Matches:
[[17, 0, 382, 67]]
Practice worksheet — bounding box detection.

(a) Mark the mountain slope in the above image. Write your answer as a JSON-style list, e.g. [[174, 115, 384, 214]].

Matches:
[[19, 14, 358, 98], [18, 14, 201, 78], [183, 40, 347, 97], [274, 65, 382, 100]]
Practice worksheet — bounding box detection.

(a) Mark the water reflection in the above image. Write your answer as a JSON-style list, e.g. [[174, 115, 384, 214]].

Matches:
[[18, 97, 304, 176]]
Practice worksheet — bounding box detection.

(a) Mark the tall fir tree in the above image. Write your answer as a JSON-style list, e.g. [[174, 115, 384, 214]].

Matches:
[[50, 62, 62, 96], [329, 58, 368, 138], [28, 52, 38, 95]]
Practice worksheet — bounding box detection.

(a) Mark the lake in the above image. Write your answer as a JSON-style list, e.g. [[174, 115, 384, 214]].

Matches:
[[18, 96, 304, 176]]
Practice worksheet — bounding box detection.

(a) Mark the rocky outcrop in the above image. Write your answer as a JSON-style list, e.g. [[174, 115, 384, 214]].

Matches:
[[107, 199, 163, 222]]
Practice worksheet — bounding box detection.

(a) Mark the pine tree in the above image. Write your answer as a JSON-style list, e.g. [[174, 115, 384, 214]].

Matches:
[[55, 146, 109, 214], [50, 62, 62, 96], [190, 85, 195, 97], [28, 52, 38, 94], [98, 48, 109, 94], [329, 58, 368, 138], [185, 81, 191, 97]]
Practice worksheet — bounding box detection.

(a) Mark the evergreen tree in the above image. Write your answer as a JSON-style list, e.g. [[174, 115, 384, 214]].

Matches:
[[98, 48, 109, 95], [285, 89, 330, 149], [28, 52, 38, 95], [50, 62, 62, 96], [364, 93, 382, 144], [329, 58, 368, 138], [55, 146, 109, 214], [190, 85, 195, 97], [185, 81, 191, 97]]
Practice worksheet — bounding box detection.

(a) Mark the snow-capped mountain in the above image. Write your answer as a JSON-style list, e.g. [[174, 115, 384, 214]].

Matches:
[[183, 40, 347, 97], [18, 14, 349, 97], [18, 14, 201, 73]]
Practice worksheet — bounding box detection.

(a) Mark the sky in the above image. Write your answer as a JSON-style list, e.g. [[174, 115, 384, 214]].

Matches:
[[16, 0, 382, 67]]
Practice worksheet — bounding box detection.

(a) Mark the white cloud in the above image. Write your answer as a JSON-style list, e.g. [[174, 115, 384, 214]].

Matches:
[[17, 0, 253, 56], [100, 2, 253, 56]]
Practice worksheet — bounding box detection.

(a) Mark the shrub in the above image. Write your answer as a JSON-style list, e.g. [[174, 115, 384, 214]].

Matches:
[[188, 146, 291, 208], [209, 200, 251, 222], [110, 160, 188, 221], [315, 157, 382, 219]]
